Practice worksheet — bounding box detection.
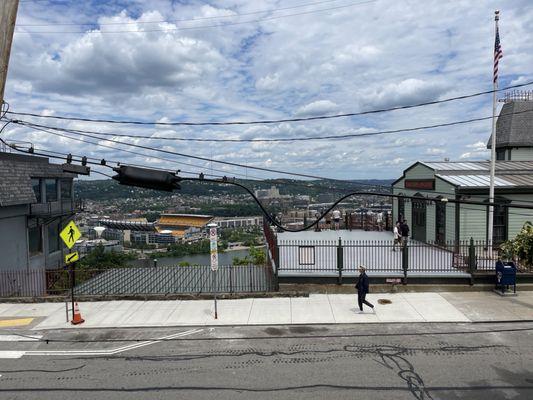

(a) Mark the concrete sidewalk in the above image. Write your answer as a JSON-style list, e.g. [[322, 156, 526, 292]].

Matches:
[[0, 292, 533, 330], [0, 291, 532, 330]]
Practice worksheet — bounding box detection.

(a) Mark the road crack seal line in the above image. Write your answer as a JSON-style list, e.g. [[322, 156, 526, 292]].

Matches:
[[345, 345, 433, 400]]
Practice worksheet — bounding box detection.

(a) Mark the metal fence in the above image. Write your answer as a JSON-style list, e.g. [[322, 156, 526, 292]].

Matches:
[[0, 264, 275, 298], [276, 238, 532, 277], [0, 269, 47, 297]]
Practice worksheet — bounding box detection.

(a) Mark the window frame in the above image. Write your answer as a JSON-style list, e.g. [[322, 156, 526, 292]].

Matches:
[[31, 178, 42, 203], [28, 218, 43, 257], [45, 178, 58, 202]]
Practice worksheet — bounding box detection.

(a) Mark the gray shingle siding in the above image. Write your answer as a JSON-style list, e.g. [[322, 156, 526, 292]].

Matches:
[[487, 101, 533, 149]]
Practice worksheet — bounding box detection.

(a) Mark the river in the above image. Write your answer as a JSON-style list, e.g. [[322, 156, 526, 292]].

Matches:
[[127, 249, 252, 267]]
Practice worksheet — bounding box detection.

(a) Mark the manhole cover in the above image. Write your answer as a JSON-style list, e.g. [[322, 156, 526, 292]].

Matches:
[[378, 299, 392, 305]]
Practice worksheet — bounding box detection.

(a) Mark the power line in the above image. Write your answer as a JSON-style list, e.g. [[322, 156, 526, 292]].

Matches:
[[15, 0, 376, 34], [5, 119, 366, 181], [5, 134, 533, 219], [5, 120, 390, 190], [18, 0, 357, 26], [7, 80, 533, 127], [9, 118, 533, 208], [4, 123, 268, 181], [14, 107, 533, 143], [7, 123, 533, 217]]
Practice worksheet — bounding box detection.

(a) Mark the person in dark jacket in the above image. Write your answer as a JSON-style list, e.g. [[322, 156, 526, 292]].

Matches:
[[355, 266, 374, 313], [400, 219, 410, 246]]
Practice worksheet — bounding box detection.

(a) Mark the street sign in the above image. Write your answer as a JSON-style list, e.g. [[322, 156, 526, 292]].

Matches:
[[65, 251, 79, 264], [209, 226, 218, 271], [60, 221, 81, 249]]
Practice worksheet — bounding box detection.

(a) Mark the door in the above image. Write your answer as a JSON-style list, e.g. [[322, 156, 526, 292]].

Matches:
[[435, 198, 446, 245], [412, 195, 426, 242]]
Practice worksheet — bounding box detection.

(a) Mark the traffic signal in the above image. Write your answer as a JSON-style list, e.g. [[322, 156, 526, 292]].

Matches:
[[112, 165, 181, 191]]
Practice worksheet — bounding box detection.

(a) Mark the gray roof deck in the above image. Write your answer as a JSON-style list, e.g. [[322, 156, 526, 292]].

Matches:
[[277, 230, 472, 277]]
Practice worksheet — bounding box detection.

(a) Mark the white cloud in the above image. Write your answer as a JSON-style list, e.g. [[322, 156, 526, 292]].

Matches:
[[5, 0, 533, 180], [295, 100, 338, 117]]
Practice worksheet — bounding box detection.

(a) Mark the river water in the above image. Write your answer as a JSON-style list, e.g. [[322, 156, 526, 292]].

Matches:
[[127, 249, 252, 267]]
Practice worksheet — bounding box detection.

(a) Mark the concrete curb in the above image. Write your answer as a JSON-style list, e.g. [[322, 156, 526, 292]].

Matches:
[[28, 319, 533, 333], [0, 291, 310, 304]]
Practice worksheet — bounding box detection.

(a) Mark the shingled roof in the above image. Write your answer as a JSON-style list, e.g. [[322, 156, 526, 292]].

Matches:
[[0, 153, 77, 207], [487, 101, 533, 149]]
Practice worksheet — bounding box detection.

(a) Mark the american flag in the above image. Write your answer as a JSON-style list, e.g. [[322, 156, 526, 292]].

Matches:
[[494, 25, 503, 83]]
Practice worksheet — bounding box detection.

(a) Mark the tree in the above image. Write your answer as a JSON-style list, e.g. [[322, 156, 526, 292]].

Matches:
[[231, 246, 266, 266], [78, 244, 136, 269], [500, 222, 533, 267]]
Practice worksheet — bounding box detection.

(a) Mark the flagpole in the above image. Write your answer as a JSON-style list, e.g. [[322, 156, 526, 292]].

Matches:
[[488, 9, 500, 256]]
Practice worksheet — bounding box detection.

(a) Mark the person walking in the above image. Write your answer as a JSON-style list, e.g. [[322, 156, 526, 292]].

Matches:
[[355, 266, 374, 313], [392, 222, 401, 251], [332, 209, 341, 230], [376, 211, 384, 231]]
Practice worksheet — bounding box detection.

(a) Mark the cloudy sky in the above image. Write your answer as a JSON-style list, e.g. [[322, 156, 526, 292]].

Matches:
[[4, 0, 533, 180]]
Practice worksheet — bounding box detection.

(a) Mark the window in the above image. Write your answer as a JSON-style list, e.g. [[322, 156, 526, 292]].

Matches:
[[492, 204, 508, 244], [45, 179, 57, 202], [486, 198, 509, 245], [496, 149, 506, 160], [31, 178, 42, 203], [60, 179, 72, 199], [28, 219, 42, 256], [48, 220, 60, 253]]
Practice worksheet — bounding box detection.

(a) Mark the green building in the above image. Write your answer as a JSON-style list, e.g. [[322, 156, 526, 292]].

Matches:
[[392, 99, 533, 245]]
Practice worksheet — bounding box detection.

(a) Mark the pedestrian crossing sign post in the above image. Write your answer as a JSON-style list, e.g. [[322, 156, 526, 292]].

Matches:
[[59, 220, 82, 323], [207, 223, 218, 319], [65, 251, 79, 265], [60, 221, 81, 249]]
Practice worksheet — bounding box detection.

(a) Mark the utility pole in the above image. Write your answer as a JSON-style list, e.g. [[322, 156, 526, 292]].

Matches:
[[0, 0, 19, 107]]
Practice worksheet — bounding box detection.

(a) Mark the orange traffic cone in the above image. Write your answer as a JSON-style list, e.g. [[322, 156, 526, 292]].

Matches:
[[71, 302, 85, 325]]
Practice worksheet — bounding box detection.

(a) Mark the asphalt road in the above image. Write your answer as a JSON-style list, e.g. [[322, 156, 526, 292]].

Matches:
[[1, 322, 532, 400]]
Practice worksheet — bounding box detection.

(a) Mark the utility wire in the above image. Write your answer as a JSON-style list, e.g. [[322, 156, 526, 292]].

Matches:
[[9, 118, 533, 208], [15, 0, 376, 34], [14, 107, 533, 143], [6, 80, 533, 127], [18, 0, 358, 26], [5, 119, 365, 182], [5, 137, 533, 222]]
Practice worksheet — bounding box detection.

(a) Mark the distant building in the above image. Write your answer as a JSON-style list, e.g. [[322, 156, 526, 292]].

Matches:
[[156, 213, 213, 239], [0, 153, 81, 271], [254, 186, 281, 199], [392, 98, 533, 245], [98, 213, 214, 245], [214, 216, 262, 229]]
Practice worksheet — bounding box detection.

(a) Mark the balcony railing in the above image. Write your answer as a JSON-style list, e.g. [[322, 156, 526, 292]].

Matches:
[[30, 198, 83, 216]]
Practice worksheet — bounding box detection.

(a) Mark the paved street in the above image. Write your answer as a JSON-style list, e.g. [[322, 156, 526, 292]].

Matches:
[[0, 322, 532, 399]]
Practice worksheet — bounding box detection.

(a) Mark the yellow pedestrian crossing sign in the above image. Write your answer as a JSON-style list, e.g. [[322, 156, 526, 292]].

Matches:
[[65, 251, 79, 264], [60, 221, 81, 249]]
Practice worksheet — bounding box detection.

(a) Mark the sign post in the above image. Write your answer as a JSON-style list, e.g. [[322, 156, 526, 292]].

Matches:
[[208, 223, 218, 319], [60, 220, 81, 321]]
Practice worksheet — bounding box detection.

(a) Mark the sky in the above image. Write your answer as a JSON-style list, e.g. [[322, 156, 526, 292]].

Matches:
[[3, 0, 533, 181]]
